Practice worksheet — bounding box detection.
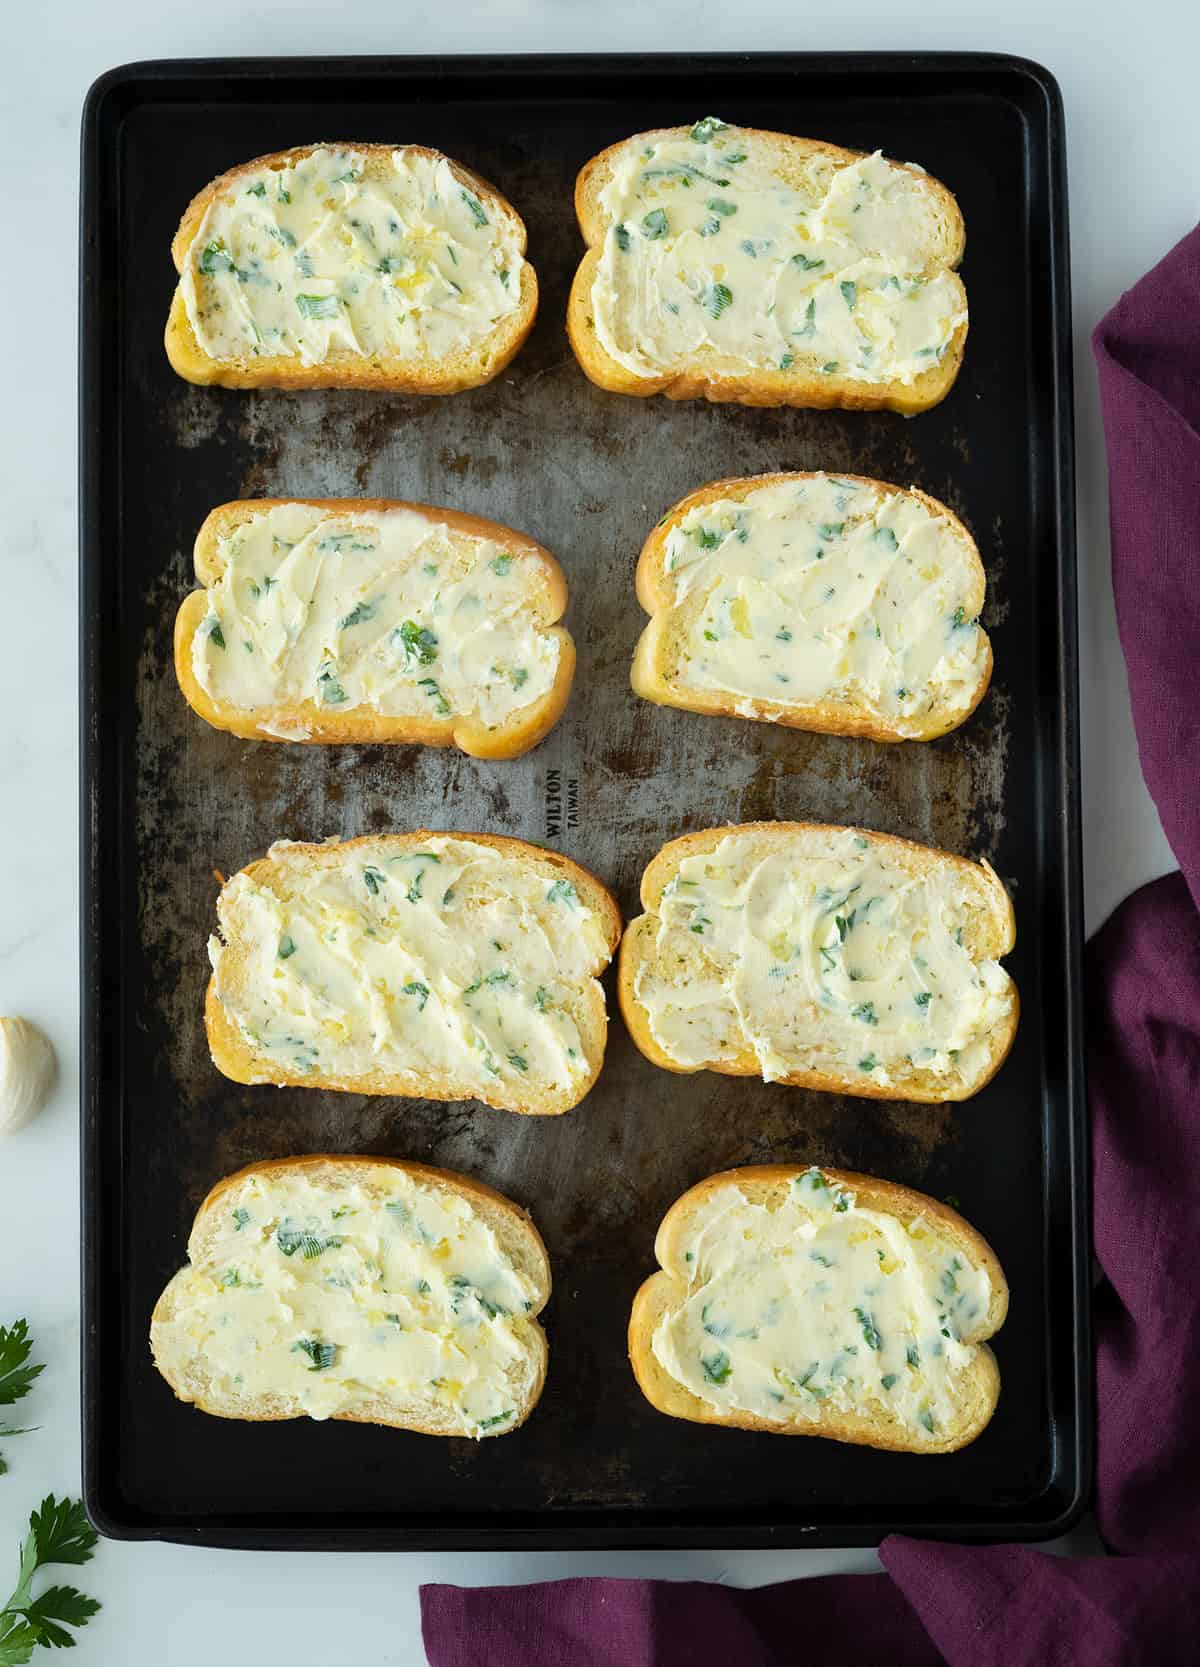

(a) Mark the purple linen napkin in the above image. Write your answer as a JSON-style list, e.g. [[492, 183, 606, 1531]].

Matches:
[[422, 223, 1200, 1667]]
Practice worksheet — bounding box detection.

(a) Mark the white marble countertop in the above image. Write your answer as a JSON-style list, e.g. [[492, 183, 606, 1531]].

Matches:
[[0, 1, 1190, 1659]]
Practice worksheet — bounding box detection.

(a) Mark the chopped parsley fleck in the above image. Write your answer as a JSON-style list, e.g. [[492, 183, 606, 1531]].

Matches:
[[363, 866, 386, 895], [859, 1055, 879, 1073], [840, 280, 857, 310], [198, 240, 235, 275], [339, 599, 377, 629], [403, 980, 430, 1011], [701, 1349, 732, 1385], [418, 677, 450, 716], [701, 281, 733, 320], [642, 208, 669, 240], [278, 934, 297, 960], [232, 1207, 251, 1230], [276, 1222, 342, 1260], [546, 879, 578, 907], [855, 1307, 882, 1351], [397, 619, 438, 665], [293, 1339, 337, 1371], [690, 116, 729, 144], [460, 189, 488, 227], [490, 554, 513, 576], [295, 293, 341, 320], [614, 223, 631, 252], [316, 666, 347, 704]]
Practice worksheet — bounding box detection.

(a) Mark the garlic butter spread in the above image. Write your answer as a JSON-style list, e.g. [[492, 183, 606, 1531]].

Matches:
[[155, 1167, 541, 1432], [634, 828, 1013, 1093], [181, 146, 524, 365], [657, 475, 987, 733], [653, 1170, 992, 1439], [593, 119, 965, 385], [192, 503, 560, 735], [209, 837, 611, 1106]]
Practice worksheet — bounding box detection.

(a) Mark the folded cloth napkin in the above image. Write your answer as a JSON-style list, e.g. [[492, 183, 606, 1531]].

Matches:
[[422, 223, 1200, 1667]]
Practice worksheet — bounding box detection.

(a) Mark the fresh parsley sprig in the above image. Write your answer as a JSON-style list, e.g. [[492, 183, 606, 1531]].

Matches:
[[0, 1324, 44, 1477], [0, 1495, 100, 1660]]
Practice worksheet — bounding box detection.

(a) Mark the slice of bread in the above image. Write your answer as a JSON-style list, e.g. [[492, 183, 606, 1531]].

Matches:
[[174, 498, 575, 759], [207, 833, 622, 1116], [629, 1164, 1007, 1452], [633, 471, 991, 741], [151, 1154, 551, 1436], [568, 119, 966, 413], [619, 821, 1016, 1102], [165, 143, 537, 391]]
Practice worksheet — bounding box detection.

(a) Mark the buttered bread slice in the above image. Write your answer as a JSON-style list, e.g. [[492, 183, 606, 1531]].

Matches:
[[152, 1155, 551, 1436], [207, 833, 621, 1116], [568, 118, 966, 413], [619, 822, 1016, 1102], [175, 499, 574, 758], [630, 1165, 1007, 1452], [633, 473, 991, 741], [165, 143, 537, 391]]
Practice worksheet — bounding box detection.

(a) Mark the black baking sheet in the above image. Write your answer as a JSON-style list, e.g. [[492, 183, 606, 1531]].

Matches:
[[80, 53, 1089, 1549]]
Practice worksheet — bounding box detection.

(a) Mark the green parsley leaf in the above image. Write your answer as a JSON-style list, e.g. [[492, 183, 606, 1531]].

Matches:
[[277, 934, 297, 960], [0, 1323, 44, 1412], [614, 223, 631, 253], [641, 208, 669, 240], [840, 280, 857, 310]]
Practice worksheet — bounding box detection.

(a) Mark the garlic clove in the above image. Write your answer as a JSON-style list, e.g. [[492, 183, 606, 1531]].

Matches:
[[0, 1017, 57, 1135]]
